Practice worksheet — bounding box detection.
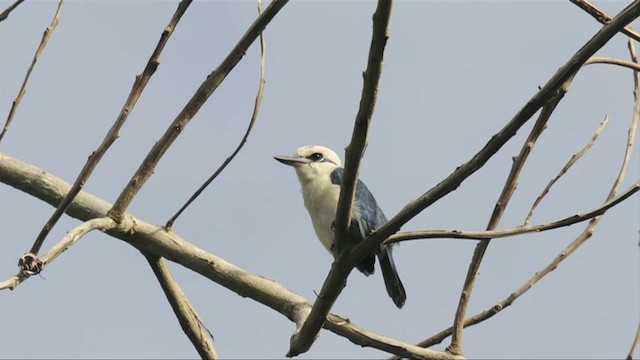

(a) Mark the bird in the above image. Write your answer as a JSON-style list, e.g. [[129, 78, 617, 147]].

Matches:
[[274, 145, 406, 308]]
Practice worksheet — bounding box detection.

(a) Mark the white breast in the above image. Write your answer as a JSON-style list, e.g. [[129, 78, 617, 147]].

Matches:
[[299, 176, 340, 255]]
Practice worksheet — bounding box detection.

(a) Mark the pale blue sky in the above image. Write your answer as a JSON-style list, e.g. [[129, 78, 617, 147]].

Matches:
[[1, 1, 639, 359]]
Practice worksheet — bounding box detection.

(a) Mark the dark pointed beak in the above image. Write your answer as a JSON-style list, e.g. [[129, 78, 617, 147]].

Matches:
[[274, 156, 310, 167]]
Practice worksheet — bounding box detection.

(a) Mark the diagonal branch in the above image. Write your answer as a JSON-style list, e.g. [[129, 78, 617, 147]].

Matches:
[[400, 36, 640, 356], [0, 217, 117, 290], [384, 181, 639, 243], [145, 254, 218, 359], [287, 0, 394, 357], [524, 115, 610, 225], [0, 152, 458, 360], [570, 0, 640, 42], [0, 0, 25, 23], [165, 0, 267, 229], [350, 1, 640, 284], [447, 91, 565, 355], [107, 0, 289, 224], [0, 0, 65, 145], [25, 0, 192, 256]]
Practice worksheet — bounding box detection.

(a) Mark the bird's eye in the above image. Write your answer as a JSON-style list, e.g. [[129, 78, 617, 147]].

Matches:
[[308, 153, 324, 162]]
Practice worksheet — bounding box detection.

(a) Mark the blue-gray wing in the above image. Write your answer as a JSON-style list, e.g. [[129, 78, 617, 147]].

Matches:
[[330, 168, 388, 241]]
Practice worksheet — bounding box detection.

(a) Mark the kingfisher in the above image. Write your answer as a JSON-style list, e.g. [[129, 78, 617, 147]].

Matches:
[[274, 145, 406, 308]]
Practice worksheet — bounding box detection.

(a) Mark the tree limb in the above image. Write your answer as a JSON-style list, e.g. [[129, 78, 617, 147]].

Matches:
[[0, 152, 456, 360], [25, 0, 192, 256], [166, 0, 267, 229], [286, 0, 394, 357], [107, 0, 289, 223]]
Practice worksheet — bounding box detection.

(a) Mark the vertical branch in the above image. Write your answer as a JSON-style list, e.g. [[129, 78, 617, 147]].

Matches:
[[0, 0, 65, 145], [286, 1, 394, 357], [25, 0, 193, 256], [165, 0, 267, 229], [107, 0, 289, 223], [145, 255, 218, 359]]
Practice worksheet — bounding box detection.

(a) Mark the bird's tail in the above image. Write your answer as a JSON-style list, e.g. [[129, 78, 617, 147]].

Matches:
[[378, 245, 406, 309]]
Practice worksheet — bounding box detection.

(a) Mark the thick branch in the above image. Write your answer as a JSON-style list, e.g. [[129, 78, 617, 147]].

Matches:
[[0, 152, 455, 360]]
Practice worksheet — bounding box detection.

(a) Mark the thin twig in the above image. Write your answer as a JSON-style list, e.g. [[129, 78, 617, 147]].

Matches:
[[0, 0, 65, 145], [0, 217, 117, 290], [524, 115, 610, 225], [447, 92, 565, 355], [0, 0, 24, 22], [384, 182, 639, 243], [165, 0, 267, 229], [25, 0, 192, 256], [107, 0, 289, 224], [626, 32, 640, 360], [570, 0, 640, 42], [145, 255, 217, 359], [0, 152, 458, 360], [585, 57, 640, 71], [400, 35, 640, 357], [286, 0, 394, 357]]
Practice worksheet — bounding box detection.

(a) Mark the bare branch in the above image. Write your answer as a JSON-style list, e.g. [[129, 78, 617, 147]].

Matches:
[[25, 0, 192, 256], [626, 32, 640, 360], [0, 0, 24, 22], [402, 30, 640, 357], [524, 115, 610, 225], [585, 57, 640, 71], [0, 217, 117, 290], [447, 91, 565, 355], [165, 0, 267, 229], [145, 255, 218, 359], [107, 0, 288, 224], [570, 0, 640, 42], [384, 181, 639, 243], [0, 0, 65, 145], [350, 2, 640, 304], [287, 0, 394, 357], [0, 152, 456, 360]]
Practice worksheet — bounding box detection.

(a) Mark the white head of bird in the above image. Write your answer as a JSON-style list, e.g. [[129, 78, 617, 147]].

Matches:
[[274, 145, 407, 309]]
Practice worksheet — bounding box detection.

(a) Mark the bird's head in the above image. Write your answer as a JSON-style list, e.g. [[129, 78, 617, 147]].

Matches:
[[274, 145, 341, 183]]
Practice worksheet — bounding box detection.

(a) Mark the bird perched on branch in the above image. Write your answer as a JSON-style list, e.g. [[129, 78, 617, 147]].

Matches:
[[274, 145, 406, 308]]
